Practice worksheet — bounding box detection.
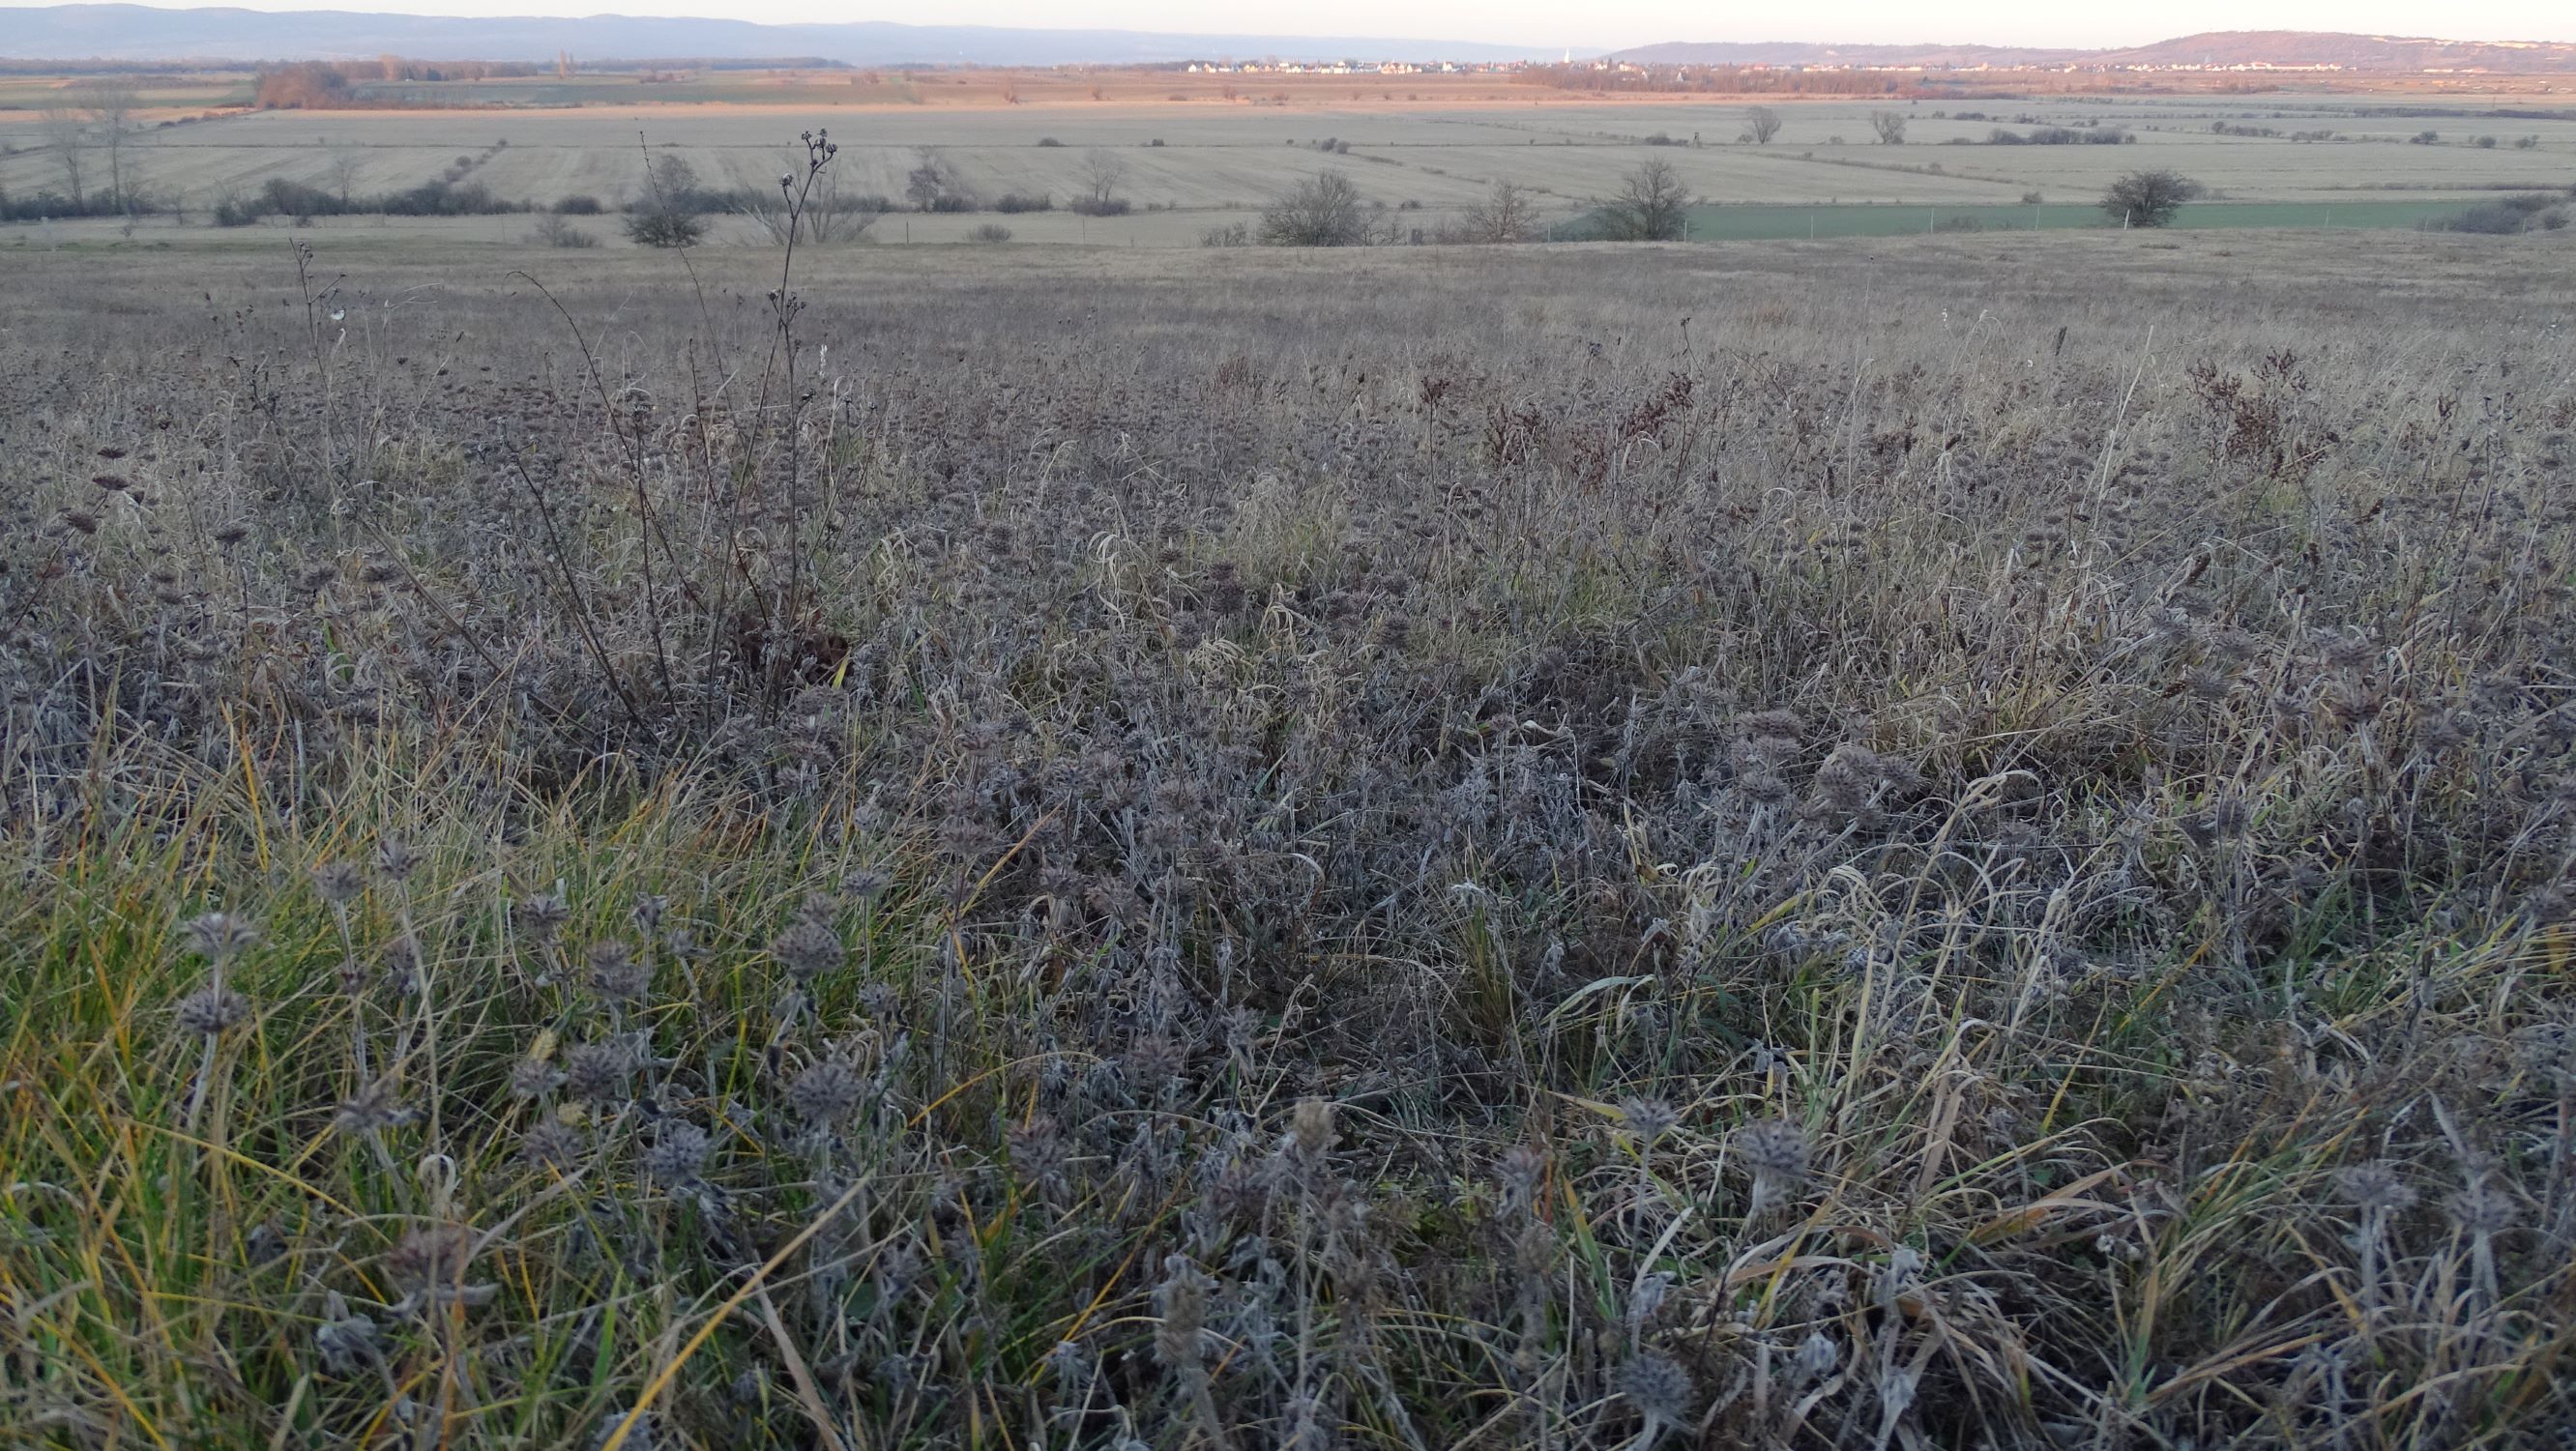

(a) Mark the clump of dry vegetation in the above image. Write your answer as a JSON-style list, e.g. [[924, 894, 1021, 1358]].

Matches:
[[1, 172, 2574, 1448]]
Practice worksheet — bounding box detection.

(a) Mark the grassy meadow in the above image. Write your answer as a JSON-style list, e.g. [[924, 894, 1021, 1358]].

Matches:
[[2, 217, 2575, 1449]]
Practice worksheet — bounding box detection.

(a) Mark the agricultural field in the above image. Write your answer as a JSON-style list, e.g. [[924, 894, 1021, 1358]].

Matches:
[[3, 216, 2576, 1449], [1681, 198, 2489, 240], [4, 73, 2575, 247]]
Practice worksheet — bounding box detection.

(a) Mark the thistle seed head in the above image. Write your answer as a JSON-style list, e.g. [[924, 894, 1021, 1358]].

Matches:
[[584, 940, 649, 1002], [334, 1079, 417, 1136], [786, 1057, 867, 1123], [310, 860, 366, 906], [642, 1120, 712, 1188], [2335, 1162, 2416, 1216], [1617, 1351, 1697, 1426], [373, 837, 424, 883], [1734, 1117, 1810, 1180], [175, 986, 251, 1037], [1494, 1144, 1545, 1211], [510, 1054, 564, 1099], [1618, 1096, 1683, 1146], [560, 1039, 632, 1102], [522, 1117, 585, 1167], [2444, 1179, 2519, 1236], [183, 911, 260, 964], [773, 920, 847, 982], [514, 893, 571, 943]]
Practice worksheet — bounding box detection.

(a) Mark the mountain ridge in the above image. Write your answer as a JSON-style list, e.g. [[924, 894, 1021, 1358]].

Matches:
[[4, 10, 2571, 73], [1613, 30, 2576, 73], [0, 3, 1573, 65]]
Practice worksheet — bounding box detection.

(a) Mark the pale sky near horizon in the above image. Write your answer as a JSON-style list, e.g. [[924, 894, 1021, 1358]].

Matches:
[[0, 0, 2569, 51]]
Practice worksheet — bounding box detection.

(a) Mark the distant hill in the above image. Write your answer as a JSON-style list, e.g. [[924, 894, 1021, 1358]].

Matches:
[[1616, 30, 2576, 73], [0, 4, 1568, 66]]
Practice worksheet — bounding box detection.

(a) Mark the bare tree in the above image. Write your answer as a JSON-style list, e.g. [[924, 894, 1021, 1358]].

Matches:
[[1595, 158, 1688, 241], [1870, 110, 1909, 145], [1458, 178, 1539, 243], [39, 103, 87, 209], [905, 148, 967, 212], [1073, 147, 1128, 215], [1746, 106, 1782, 145], [1258, 170, 1368, 247], [74, 79, 138, 211], [327, 144, 366, 210]]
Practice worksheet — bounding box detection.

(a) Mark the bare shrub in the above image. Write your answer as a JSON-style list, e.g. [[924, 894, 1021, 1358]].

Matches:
[[2102, 168, 2202, 227], [1457, 177, 1540, 243], [1594, 158, 1688, 241], [528, 213, 599, 247], [1258, 169, 1368, 246]]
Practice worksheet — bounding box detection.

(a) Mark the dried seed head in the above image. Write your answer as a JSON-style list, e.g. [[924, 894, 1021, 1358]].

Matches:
[[1127, 1034, 1186, 1088], [2444, 1179, 2519, 1236], [2335, 1162, 2416, 1216], [642, 1121, 712, 1188], [2182, 668, 2234, 702], [372, 837, 424, 883], [1738, 1117, 1812, 1215], [510, 1055, 564, 1099], [2416, 712, 2470, 753], [1008, 1115, 1068, 1190], [183, 912, 260, 964], [1734, 1118, 1810, 1179], [1618, 1096, 1682, 1146], [334, 1079, 417, 1135], [1151, 1253, 1211, 1370], [175, 986, 251, 1037], [2320, 633, 2377, 672], [786, 1057, 867, 1123], [584, 940, 650, 1002], [773, 920, 847, 982], [522, 1117, 585, 1167], [386, 1224, 478, 1293], [1617, 1351, 1697, 1426], [310, 861, 366, 906], [560, 1039, 632, 1102], [514, 893, 571, 943], [1494, 1145, 1545, 1211]]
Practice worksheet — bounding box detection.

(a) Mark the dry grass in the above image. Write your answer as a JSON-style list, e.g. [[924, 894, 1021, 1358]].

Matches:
[[2, 220, 2574, 1449]]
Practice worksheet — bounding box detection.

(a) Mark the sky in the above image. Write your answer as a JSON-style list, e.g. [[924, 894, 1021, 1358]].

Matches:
[[1, 0, 2569, 51]]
